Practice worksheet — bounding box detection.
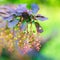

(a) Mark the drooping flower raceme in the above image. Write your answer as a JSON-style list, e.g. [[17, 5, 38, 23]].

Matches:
[[0, 4, 48, 55]]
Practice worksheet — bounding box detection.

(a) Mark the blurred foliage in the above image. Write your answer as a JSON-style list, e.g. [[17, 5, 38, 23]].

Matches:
[[0, 0, 60, 7], [0, 48, 11, 60]]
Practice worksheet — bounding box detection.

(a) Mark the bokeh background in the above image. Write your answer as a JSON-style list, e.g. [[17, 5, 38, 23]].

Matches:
[[0, 0, 60, 60]]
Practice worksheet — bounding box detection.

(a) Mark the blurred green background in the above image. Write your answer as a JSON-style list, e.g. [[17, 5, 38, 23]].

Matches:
[[0, 0, 60, 60]]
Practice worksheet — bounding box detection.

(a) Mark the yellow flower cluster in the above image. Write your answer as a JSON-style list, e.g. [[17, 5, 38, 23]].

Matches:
[[0, 26, 42, 54]]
